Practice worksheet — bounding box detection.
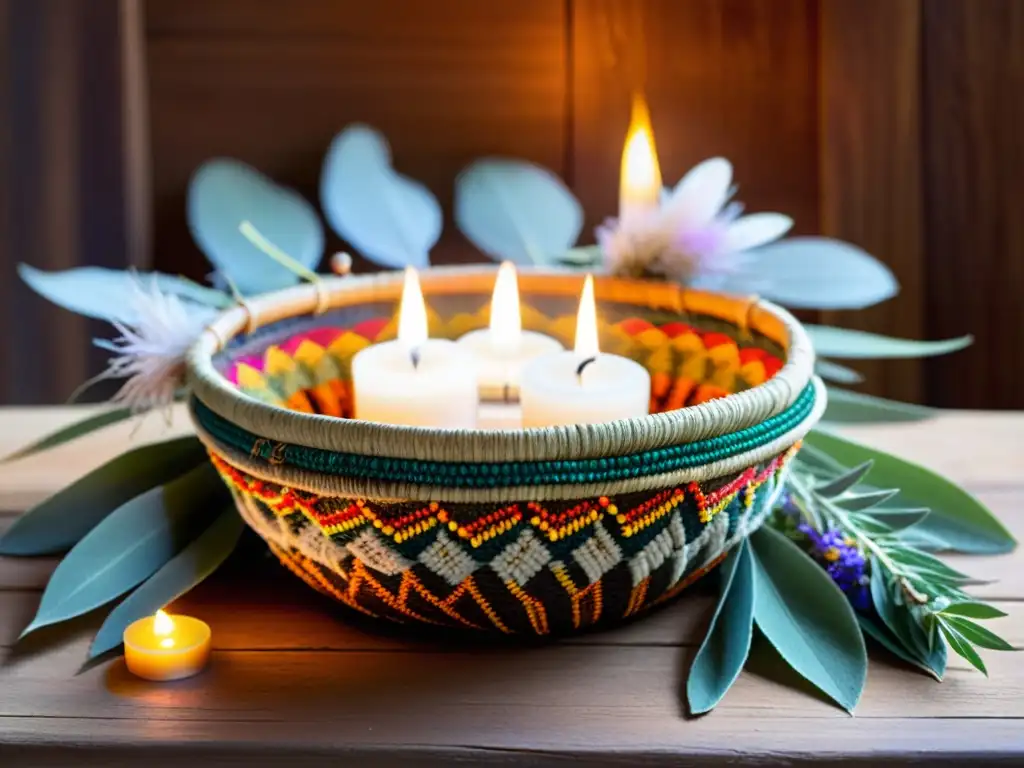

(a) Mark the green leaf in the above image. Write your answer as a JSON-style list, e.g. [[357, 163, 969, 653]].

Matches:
[[90, 507, 244, 657], [686, 542, 755, 714], [941, 616, 1014, 651], [559, 245, 602, 266], [804, 429, 1016, 554], [862, 507, 931, 532], [804, 325, 973, 359], [814, 461, 873, 498], [815, 359, 864, 385], [0, 437, 208, 556], [822, 388, 936, 424], [939, 621, 988, 675], [940, 602, 1009, 620], [869, 559, 931, 661], [857, 613, 945, 680], [836, 489, 900, 511], [2, 407, 133, 462], [19, 463, 226, 638], [750, 526, 867, 712], [886, 548, 971, 582]]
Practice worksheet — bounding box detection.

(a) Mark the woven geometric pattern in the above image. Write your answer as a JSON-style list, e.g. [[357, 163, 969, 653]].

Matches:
[[211, 445, 797, 634]]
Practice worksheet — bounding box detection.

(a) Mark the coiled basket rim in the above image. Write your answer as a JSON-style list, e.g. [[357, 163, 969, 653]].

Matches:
[[185, 265, 817, 465]]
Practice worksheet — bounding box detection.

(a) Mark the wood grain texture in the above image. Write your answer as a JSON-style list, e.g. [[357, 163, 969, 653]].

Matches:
[[145, 0, 567, 277], [570, 0, 820, 240], [819, 0, 927, 402], [0, 406, 1022, 764], [923, 0, 1024, 409]]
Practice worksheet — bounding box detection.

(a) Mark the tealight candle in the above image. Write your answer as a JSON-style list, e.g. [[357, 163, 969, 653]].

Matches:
[[123, 609, 211, 681], [520, 275, 651, 428], [352, 267, 479, 428], [456, 261, 563, 401], [619, 95, 662, 227]]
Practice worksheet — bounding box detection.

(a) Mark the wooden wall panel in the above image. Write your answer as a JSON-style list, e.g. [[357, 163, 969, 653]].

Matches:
[[571, 0, 820, 240], [819, 0, 925, 403], [145, 0, 567, 277], [923, 0, 1024, 409]]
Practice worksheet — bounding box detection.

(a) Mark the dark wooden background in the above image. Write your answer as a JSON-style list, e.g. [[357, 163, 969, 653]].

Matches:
[[2, 0, 1022, 408]]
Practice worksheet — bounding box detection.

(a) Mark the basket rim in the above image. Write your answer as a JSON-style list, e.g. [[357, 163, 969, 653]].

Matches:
[[185, 265, 816, 464]]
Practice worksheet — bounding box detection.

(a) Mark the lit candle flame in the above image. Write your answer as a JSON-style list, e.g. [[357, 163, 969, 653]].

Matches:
[[574, 275, 600, 360], [490, 261, 522, 353], [397, 266, 428, 363], [154, 609, 176, 648], [619, 94, 662, 219]]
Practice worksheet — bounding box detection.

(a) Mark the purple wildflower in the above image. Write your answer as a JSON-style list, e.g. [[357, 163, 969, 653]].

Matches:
[[798, 523, 871, 611]]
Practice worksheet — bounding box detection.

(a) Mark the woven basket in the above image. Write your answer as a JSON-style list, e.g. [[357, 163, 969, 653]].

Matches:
[[186, 266, 823, 635]]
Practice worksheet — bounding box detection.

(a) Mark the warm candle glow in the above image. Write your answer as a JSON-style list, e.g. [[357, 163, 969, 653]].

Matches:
[[619, 95, 662, 219], [574, 275, 600, 360], [153, 609, 174, 635], [490, 261, 523, 352], [124, 611, 212, 681], [397, 266, 428, 355]]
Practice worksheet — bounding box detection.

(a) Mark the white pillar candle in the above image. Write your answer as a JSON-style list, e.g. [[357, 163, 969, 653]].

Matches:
[[352, 267, 479, 428], [619, 95, 662, 227], [456, 261, 563, 401], [520, 275, 651, 428]]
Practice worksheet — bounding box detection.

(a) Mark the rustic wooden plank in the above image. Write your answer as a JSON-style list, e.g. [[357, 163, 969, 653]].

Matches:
[[819, 0, 926, 403], [570, 0, 819, 244], [145, 0, 567, 277], [922, 0, 1024, 409]]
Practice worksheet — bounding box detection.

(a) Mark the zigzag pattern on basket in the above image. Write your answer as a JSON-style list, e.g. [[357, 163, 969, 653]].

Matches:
[[221, 308, 785, 417], [211, 445, 797, 633]]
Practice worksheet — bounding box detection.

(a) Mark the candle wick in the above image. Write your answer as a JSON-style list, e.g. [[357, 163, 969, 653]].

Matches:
[[576, 356, 597, 380], [409, 346, 422, 370]]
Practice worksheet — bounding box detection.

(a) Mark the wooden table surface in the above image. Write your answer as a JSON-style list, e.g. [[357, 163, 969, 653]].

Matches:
[[0, 407, 1022, 766]]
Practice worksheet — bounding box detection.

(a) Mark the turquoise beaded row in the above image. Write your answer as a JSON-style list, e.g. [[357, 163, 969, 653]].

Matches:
[[192, 383, 815, 489]]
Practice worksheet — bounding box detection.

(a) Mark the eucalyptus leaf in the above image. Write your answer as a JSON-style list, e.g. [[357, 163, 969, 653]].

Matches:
[[750, 526, 867, 712], [686, 542, 755, 714], [188, 159, 324, 294], [804, 429, 1016, 554], [0, 437, 208, 556], [940, 616, 1014, 651], [321, 124, 441, 269], [939, 621, 988, 675], [745, 238, 897, 310], [815, 359, 864, 385], [19, 463, 226, 638], [90, 507, 244, 657], [18, 265, 230, 325], [836, 489, 900, 511], [814, 461, 873, 498], [2, 407, 133, 463], [822, 388, 936, 424], [857, 613, 945, 680], [940, 602, 1009, 620], [869, 560, 931, 660], [455, 158, 583, 266], [805, 325, 973, 360]]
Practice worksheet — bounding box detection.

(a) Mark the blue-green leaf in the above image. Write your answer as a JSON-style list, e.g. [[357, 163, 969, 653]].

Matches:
[[2, 407, 133, 463], [805, 325, 973, 359], [822, 388, 937, 424], [939, 621, 988, 675], [814, 461, 873, 498], [559, 245, 603, 267], [0, 437, 208, 556], [815, 359, 864, 385], [750, 525, 867, 712], [805, 429, 1016, 554], [19, 463, 226, 638], [90, 507, 244, 657], [745, 238, 898, 310], [869, 559, 931, 660], [19, 265, 230, 324], [321, 124, 441, 269], [188, 159, 324, 294], [835, 489, 900, 511], [862, 508, 931, 532], [857, 613, 945, 680], [940, 602, 1009, 620], [686, 541, 755, 714], [455, 159, 583, 266]]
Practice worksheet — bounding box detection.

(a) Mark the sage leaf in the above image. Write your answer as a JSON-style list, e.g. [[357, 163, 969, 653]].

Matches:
[[804, 430, 1016, 554], [940, 616, 1014, 651], [686, 542, 755, 714], [869, 559, 930, 660], [857, 613, 945, 680], [836, 489, 900, 511], [940, 602, 1009, 620], [804, 325, 973, 359], [939, 622, 988, 676], [2, 407, 133, 463], [814, 461, 873, 498], [90, 506, 244, 657], [815, 359, 864, 385], [750, 526, 867, 712], [19, 463, 226, 638], [822, 388, 936, 424], [0, 437, 208, 556]]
